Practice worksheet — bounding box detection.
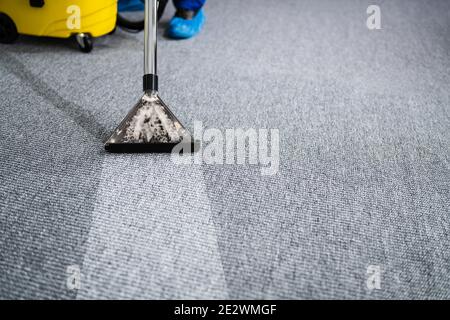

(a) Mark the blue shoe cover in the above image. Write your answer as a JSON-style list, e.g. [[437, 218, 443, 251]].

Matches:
[[167, 9, 205, 39]]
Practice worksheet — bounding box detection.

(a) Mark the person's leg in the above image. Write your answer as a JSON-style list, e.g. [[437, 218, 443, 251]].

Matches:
[[168, 0, 206, 39], [172, 0, 206, 11], [118, 0, 145, 12]]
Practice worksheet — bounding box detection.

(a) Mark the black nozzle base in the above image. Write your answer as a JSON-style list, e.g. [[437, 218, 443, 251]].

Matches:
[[143, 74, 158, 92]]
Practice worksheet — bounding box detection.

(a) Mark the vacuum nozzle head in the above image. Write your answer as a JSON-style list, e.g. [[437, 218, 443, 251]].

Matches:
[[105, 93, 198, 153]]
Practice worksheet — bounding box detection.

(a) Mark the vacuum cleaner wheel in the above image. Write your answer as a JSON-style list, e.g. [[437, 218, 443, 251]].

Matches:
[[75, 33, 93, 53], [0, 13, 18, 44]]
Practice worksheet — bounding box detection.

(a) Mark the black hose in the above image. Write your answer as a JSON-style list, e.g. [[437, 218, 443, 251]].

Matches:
[[117, 0, 168, 31]]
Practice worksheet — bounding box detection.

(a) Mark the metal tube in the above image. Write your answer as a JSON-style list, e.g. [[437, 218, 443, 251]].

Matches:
[[144, 0, 157, 76]]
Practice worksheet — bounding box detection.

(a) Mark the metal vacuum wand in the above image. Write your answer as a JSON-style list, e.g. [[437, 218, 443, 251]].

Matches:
[[143, 0, 158, 92], [104, 0, 198, 153]]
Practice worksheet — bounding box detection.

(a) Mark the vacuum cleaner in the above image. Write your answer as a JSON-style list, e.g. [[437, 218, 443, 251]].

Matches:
[[0, 0, 168, 52], [0, 0, 117, 53], [104, 0, 197, 153]]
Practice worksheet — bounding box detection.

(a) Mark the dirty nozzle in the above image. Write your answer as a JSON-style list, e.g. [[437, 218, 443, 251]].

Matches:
[[104, 93, 197, 153]]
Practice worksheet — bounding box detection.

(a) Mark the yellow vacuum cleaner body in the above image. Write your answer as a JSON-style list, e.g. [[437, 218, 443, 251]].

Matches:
[[0, 0, 118, 52]]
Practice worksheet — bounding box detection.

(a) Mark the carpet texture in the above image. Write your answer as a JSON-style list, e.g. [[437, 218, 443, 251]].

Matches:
[[0, 0, 449, 299]]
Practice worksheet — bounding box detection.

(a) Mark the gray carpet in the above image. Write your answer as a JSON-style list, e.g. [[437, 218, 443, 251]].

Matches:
[[0, 0, 449, 299]]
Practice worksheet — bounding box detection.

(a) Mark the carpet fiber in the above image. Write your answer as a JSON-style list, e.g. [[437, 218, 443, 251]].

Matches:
[[0, 0, 449, 299]]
